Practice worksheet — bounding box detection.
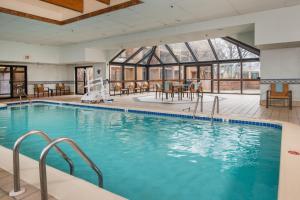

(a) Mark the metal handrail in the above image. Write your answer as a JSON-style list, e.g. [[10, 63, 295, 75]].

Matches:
[[16, 84, 31, 104], [193, 93, 203, 118], [39, 137, 103, 200], [211, 96, 220, 122], [9, 131, 74, 197]]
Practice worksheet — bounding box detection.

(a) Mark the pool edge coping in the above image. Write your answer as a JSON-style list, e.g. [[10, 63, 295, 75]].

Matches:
[[0, 100, 298, 200], [1, 100, 282, 130]]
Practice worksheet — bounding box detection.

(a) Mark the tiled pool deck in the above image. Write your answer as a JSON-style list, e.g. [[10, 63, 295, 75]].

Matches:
[[0, 169, 56, 200], [1, 93, 297, 125]]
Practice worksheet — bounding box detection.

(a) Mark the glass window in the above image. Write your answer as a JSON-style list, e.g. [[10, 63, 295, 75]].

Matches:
[[211, 38, 240, 60], [201, 80, 212, 92], [156, 45, 177, 64], [110, 65, 122, 81], [188, 40, 216, 61], [180, 66, 184, 81], [149, 67, 162, 80], [219, 63, 241, 79], [137, 67, 146, 81], [186, 67, 197, 80], [199, 66, 211, 80], [219, 81, 241, 93], [149, 81, 163, 91], [240, 48, 259, 59], [124, 66, 135, 81], [127, 47, 152, 64], [213, 64, 218, 79], [242, 62, 260, 79], [243, 81, 260, 94], [150, 56, 160, 65], [164, 66, 179, 81], [213, 81, 218, 93], [168, 43, 195, 63], [113, 48, 140, 63]]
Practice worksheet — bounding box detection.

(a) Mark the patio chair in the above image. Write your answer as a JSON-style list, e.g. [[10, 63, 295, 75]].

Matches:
[[34, 84, 49, 97], [134, 82, 142, 93], [127, 82, 135, 94], [189, 82, 203, 101], [56, 83, 70, 95], [141, 82, 149, 92], [162, 82, 174, 101], [155, 83, 162, 99], [114, 83, 129, 96], [266, 83, 292, 110]]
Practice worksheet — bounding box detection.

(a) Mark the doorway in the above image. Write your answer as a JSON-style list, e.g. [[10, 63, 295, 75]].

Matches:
[[0, 66, 27, 99], [75, 66, 93, 95]]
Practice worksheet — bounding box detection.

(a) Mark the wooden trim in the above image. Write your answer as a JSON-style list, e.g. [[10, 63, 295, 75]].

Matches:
[[0, 7, 61, 25], [96, 0, 111, 5], [0, 0, 142, 25], [40, 0, 84, 13], [62, 0, 142, 24]]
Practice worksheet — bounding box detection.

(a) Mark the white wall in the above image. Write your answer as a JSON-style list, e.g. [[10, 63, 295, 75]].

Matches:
[[27, 63, 75, 95], [0, 40, 60, 64], [260, 47, 300, 101]]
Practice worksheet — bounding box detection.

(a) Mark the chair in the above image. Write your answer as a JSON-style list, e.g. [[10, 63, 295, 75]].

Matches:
[[155, 83, 162, 99], [56, 83, 70, 95], [266, 83, 292, 110], [141, 82, 149, 93], [162, 82, 174, 101], [127, 82, 135, 94], [113, 83, 129, 96], [188, 82, 203, 101], [34, 84, 49, 97], [135, 82, 143, 93]]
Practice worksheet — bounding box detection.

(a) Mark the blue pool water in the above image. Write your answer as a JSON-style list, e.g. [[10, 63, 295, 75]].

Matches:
[[0, 103, 281, 200]]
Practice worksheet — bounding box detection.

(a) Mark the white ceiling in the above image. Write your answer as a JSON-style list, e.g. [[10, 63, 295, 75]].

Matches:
[[0, 0, 299, 46]]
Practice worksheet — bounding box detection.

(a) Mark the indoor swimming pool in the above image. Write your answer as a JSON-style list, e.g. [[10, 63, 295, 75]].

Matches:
[[0, 103, 281, 200]]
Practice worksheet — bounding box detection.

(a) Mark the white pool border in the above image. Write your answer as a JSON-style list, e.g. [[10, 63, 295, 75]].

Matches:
[[0, 100, 299, 200]]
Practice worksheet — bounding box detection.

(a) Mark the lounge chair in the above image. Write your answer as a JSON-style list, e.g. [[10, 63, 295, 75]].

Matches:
[[34, 84, 49, 97], [266, 83, 292, 110]]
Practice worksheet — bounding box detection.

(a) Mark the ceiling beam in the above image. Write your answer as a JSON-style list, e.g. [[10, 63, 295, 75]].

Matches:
[[96, 0, 111, 5], [40, 0, 84, 13]]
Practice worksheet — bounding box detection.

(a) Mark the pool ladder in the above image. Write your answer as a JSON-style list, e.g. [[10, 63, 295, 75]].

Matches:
[[183, 93, 203, 116], [192, 94, 203, 118], [16, 84, 31, 104], [211, 96, 220, 123], [9, 130, 103, 200]]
